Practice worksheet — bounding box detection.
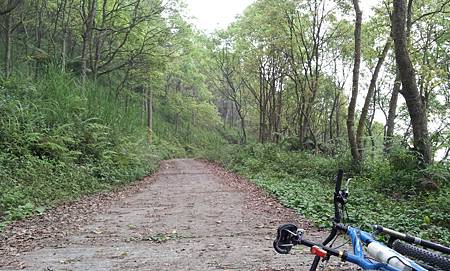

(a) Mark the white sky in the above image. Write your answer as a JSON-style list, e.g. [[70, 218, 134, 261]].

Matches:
[[185, 0, 382, 33], [185, 0, 255, 33]]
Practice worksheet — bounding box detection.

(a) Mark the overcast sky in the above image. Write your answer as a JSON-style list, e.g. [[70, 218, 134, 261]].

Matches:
[[185, 0, 382, 33], [184, 0, 255, 33]]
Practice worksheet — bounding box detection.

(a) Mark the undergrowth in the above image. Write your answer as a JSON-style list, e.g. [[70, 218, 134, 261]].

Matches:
[[210, 143, 450, 245], [0, 70, 185, 228]]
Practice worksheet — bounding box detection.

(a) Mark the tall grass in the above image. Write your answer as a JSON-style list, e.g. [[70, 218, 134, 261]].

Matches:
[[0, 69, 168, 226]]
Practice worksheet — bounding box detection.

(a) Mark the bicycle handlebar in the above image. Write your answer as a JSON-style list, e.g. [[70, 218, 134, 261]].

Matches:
[[335, 169, 343, 194], [309, 169, 344, 271], [333, 169, 344, 223], [274, 169, 448, 271], [375, 225, 450, 255]]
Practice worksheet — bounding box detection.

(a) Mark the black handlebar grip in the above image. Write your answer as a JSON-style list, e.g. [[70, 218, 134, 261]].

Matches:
[[335, 169, 344, 194], [311, 169, 344, 271]]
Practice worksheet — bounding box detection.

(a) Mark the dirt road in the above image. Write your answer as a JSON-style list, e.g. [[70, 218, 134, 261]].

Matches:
[[1, 159, 346, 271]]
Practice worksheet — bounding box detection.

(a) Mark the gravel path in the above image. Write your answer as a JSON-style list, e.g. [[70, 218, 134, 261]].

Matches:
[[0, 159, 351, 271]]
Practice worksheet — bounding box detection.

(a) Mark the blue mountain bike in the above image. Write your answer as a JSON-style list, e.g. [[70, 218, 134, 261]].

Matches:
[[273, 169, 450, 271]]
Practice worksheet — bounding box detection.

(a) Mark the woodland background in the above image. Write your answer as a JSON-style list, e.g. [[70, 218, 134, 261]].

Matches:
[[0, 0, 448, 244]]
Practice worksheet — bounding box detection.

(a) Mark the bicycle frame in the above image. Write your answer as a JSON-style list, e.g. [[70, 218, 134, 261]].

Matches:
[[274, 169, 440, 271], [344, 225, 427, 271]]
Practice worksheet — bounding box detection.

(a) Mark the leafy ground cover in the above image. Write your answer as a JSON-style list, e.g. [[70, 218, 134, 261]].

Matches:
[[211, 144, 450, 245]]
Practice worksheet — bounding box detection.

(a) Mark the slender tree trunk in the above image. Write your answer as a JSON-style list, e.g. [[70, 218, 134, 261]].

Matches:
[[384, 71, 401, 152], [3, 11, 12, 78], [347, 0, 362, 163], [275, 82, 283, 144], [329, 90, 337, 141], [356, 40, 391, 156], [92, 0, 107, 80], [336, 93, 341, 138], [61, 35, 66, 71], [141, 87, 146, 126], [1, 0, 20, 78], [298, 102, 304, 144], [259, 69, 268, 143], [236, 105, 247, 144], [241, 119, 247, 144], [146, 87, 153, 144], [392, 0, 431, 164], [34, 0, 45, 77], [81, 0, 97, 83], [60, 0, 73, 72]]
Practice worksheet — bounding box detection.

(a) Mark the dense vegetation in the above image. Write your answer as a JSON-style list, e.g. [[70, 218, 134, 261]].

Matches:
[[207, 0, 449, 244], [0, 0, 226, 227], [209, 144, 449, 244], [1, 0, 449, 244]]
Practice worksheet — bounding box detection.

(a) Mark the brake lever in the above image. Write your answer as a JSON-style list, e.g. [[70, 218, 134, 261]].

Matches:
[[337, 178, 351, 204], [344, 178, 352, 195]]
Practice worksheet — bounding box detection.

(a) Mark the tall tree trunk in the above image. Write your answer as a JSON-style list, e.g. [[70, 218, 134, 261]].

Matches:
[[347, 0, 362, 163], [392, 0, 431, 164], [81, 0, 97, 83], [236, 105, 247, 145], [146, 87, 153, 144], [3, 10, 12, 78], [336, 99, 340, 138], [1, 0, 20, 78], [275, 81, 283, 144], [34, 0, 45, 77], [259, 71, 264, 143], [384, 71, 401, 152], [356, 40, 391, 156], [92, 0, 107, 80], [328, 90, 337, 141]]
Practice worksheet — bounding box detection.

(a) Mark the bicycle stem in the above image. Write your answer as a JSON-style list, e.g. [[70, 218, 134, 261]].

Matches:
[[309, 169, 344, 271]]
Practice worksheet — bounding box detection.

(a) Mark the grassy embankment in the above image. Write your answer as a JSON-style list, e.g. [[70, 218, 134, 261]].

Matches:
[[208, 143, 450, 245]]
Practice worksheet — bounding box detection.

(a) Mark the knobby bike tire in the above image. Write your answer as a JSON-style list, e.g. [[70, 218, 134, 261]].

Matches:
[[392, 240, 450, 271]]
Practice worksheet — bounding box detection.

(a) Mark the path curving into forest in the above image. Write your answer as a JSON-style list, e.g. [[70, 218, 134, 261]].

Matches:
[[1, 159, 352, 271]]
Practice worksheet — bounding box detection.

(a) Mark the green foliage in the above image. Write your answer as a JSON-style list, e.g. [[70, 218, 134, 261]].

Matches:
[[0, 70, 183, 227], [213, 144, 450, 245], [0, 54, 230, 227]]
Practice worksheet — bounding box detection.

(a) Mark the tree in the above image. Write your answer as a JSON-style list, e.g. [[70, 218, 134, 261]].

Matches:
[[213, 36, 248, 144], [347, 0, 363, 163], [392, 0, 431, 164], [1, 0, 22, 78], [356, 39, 391, 157], [384, 72, 401, 152], [80, 0, 97, 83]]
